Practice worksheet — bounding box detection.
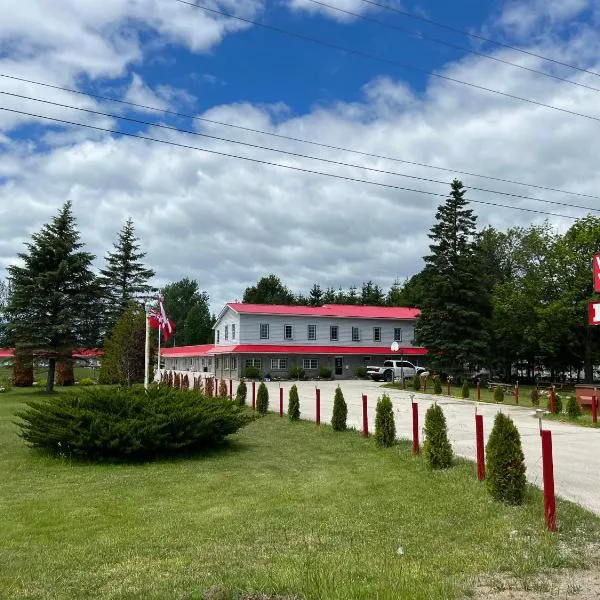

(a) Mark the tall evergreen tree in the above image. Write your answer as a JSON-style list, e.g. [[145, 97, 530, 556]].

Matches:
[[0, 278, 10, 347], [162, 278, 203, 346], [184, 295, 215, 345], [414, 180, 489, 376], [6, 202, 101, 392], [100, 218, 155, 329], [308, 283, 323, 306], [360, 280, 385, 305], [242, 274, 296, 305]]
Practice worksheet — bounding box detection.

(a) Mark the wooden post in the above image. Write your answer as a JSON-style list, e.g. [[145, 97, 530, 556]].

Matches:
[[229, 378, 233, 401], [514, 381, 519, 405], [593, 388, 597, 424], [316, 388, 321, 426], [279, 386, 283, 417], [412, 402, 420, 455], [252, 380, 256, 410], [362, 394, 368, 437], [477, 380, 481, 401], [475, 414, 485, 481], [541, 429, 557, 532], [550, 385, 556, 414]]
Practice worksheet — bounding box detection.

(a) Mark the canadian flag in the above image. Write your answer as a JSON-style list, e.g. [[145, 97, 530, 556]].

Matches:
[[149, 297, 175, 341]]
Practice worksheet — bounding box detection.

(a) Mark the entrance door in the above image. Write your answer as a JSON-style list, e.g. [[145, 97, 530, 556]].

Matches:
[[334, 357, 343, 376]]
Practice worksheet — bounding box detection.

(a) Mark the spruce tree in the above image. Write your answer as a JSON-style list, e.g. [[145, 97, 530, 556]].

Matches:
[[100, 218, 155, 330], [6, 202, 101, 392], [414, 180, 489, 377]]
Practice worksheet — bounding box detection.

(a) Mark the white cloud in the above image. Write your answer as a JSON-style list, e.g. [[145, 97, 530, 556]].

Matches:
[[286, 0, 379, 21]]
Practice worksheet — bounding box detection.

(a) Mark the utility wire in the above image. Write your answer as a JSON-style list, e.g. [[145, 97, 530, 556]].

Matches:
[[0, 105, 585, 221], [305, 0, 600, 95], [3, 89, 599, 214], [172, 0, 600, 125], [2, 72, 598, 201], [355, 0, 600, 79]]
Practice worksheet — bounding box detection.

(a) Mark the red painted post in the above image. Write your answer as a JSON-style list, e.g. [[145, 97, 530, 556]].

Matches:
[[229, 379, 233, 401], [541, 429, 557, 532], [316, 388, 321, 426], [412, 402, 420, 455], [447, 379, 451, 395], [592, 388, 597, 424], [550, 385, 556, 414], [279, 386, 284, 417], [475, 414, 485, 481], [252, 381, 256, 410], [477, 381, 481, 401], [362, 394, 369, 437], [514, 381, 519, 405]]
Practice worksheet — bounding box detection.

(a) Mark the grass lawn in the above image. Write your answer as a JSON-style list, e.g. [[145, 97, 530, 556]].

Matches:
[[0, 366, 98, 385], [1, 387, 599, 600]]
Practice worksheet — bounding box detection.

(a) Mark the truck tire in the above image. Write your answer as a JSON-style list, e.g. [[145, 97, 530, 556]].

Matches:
[[384, 370, 393, 382]]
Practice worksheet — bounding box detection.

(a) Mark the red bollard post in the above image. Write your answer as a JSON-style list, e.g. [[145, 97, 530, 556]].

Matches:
[[477, 381, 481, 401], [550, 385, 556, 414], [362, 394, 369, 437], [592, 388, 597, 424], [316, 388, 321, 426], [541, 429, 557, 532], [279, 386, 283, 417], [252, 381, 256, 410], [475, 414, 485, 481], [447, 380, 451, 395], [229, 379, 233, 401], [412, 402, 420, 455], [514, 381, 519, 405]]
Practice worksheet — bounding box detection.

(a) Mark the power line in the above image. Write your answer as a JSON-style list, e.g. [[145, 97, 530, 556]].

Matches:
[[172, 0, 600, 125], [0, 105, 585, 221], [305, 0, 600, 95], [355, 0, 600, 79], [3, 89, 599, 214], [2, 72, 598, 202]]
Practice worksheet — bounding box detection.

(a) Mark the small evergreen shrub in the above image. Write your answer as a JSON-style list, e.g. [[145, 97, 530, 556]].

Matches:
[[530, 388, 540, 406], [461, 379, 470, 399], [288, 384, 300, 421], [485, 413, 526, 505], [174, 372, 181, 389], [256, 382, 269, 414], [319, 366, 333, 379], [235, 380, 247, 406], [16, 386, 255, 461], [566, 396, 582, 419], [182, 375, 190, 390], [218, 378, 228, 398], [547, 393, 563, 414], [289, 366, 305, 380], [12, 347, 33, 387], [78, 377, 95, 386], [331, 387, 347, 431], [56, 360, 75, 386], [374, 393, 396, 447], [423, 404, 453, 469], [205, 377, 214, 398], [433, 376, 442, 395], [411, 374, 421, 391], [493, 386, 504, 403], [355, 366, 368, 378], [244, 365, 260, 379]]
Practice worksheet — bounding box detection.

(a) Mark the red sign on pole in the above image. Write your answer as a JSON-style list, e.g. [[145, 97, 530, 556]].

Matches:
[[594, 253, 600, 292], [589, 302, 600, 325]]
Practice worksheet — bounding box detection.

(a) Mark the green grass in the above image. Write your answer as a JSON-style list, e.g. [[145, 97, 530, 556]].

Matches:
[[0, 366, 98, 385], [543, 412, 600, 428], [1, 388, 599, 600]]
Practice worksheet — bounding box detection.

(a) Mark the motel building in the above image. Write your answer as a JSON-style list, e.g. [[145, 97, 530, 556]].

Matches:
[[161, 303, 427, 381]]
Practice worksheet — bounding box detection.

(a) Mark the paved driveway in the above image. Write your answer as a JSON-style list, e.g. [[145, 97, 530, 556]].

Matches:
[[255, 379, 600, 515]]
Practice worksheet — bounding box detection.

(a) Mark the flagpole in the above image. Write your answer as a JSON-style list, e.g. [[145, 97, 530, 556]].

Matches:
[[157, 324, 162, 386], [144, 301, 150, 390]]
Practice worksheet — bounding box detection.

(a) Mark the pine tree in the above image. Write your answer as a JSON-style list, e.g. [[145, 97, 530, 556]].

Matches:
[[6, 202, 101, 392], [309, 284, 323, 306], [100, 218, 155, 330], [414, 180, 490, 376], [331, 387, 348, 431]]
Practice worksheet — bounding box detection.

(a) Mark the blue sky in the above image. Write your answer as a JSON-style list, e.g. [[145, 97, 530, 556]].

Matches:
[[1, 0, 599, 309]]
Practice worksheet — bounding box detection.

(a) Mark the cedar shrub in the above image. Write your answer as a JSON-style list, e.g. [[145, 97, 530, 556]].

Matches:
[[423, 404, 453, 469], [461, 379, 469, 399], [548, 393, 563, 414], [493, 386, 504, 403], [433, 376, 443, 395], [12, 346, 33, 387], [235, 380, 247, 406], [218, 378, 228, 398], [411, 374, 421, 391], [256, 382, 269, 414], [56, 360, 75, 387], [331, 386, 347, 431], [374, 393, 396, 447], [530, 388, 540, 406], [205, 377, 214, 398], [566, 396, 582, 418], [288, 384, 300, 421]]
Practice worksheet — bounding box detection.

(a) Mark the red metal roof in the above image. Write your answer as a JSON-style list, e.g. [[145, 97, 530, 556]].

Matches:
[[0, 348, 14, 358], [161, 344, 215, 358], [226, 303, 420, 319]]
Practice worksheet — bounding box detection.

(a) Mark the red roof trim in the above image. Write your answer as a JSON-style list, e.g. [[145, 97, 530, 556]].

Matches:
[[225, 303, 420, 320], [161, 344, 216, 358]]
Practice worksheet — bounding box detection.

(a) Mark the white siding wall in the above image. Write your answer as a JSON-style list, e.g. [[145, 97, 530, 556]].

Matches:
[[214, 307, 241, 346], [237, 314, 415, 347]]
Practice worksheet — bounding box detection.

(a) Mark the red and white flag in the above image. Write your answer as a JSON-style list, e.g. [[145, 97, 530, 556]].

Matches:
[[149, 296, 175, 341]]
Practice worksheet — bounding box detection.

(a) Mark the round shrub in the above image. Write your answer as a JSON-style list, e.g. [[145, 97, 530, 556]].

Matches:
[[78, 377, 95, 386], [331, 387, 347, 431], [547, 393, 563, 414], [319, 365, 333, 379], [433, 376, 442, 395], [461, 379, 470, 399], [355, 366, 368, 379], [244, 365, 260, 379], [218, 378, 228, 398], [493, 386, 504, 403], [374, 393, 396, 447], [256, 382, 269, 414], [485, 413, 526, 505], [236, 380, 247, 406], [530, 388, 540, 406], [16, 386, 255, 461], [411, 374, 421, 391], [423, 404, 453, 469], [289, 366, 305, 380], [288, 384, 300, 421], [566, 396, 582, 419]]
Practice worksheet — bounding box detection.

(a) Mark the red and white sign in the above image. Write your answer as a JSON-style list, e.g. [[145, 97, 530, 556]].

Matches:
[[594, 253, 600, 292], [589, 302, 600, 325]]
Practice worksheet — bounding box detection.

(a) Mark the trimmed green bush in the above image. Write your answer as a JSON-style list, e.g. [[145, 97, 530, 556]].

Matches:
[[319, 365, 333, 379], [16, 386, 254, 461], [411, 374, 421, 391], [461, 379, 470, 399], [56, 360, 75, 387], [256, 382, 269, 414], [548, 393, 563, 414], [530, 388, 540, 406], [244, 365, 260, 379], [235, 380, 247, 406], [218, 378, 228, 398], [331, 387, 347, 431], [485, 413, 526, 505], [289, 366, 305, 380], [78, 377, 95, 386], [566, 396, 582, 419], [205, 377, 214, 398], [493, 386, 504, 403], [355, 366, 368, 379], [0, 375, 13, 392], [433, 376, 442, 395], [288, 384, 300, 421], [374, 393, 396, 447], [423, 404, 453, 469]]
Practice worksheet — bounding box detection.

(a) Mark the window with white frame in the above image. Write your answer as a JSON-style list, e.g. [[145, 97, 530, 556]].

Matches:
[[330, 325, 339, 341], [231, 357, 237, 370], [232, 324, 236, 339], [352, 326, 360, 342], [307, 324, 317, 340], [394, 328, 402, 342], [224, 357, 230, 369], [271, 358, 288, 370], [373, 327, 382, 342], [284, 325, 293, 340], [260, 323, 269, 339], [303, 358, 319, 370], [225, 325, 228, 340], [245, 358, 262, 368]]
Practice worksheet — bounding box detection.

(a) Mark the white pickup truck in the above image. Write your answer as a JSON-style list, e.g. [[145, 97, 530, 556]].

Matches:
[[367, 360, 425, 382]]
